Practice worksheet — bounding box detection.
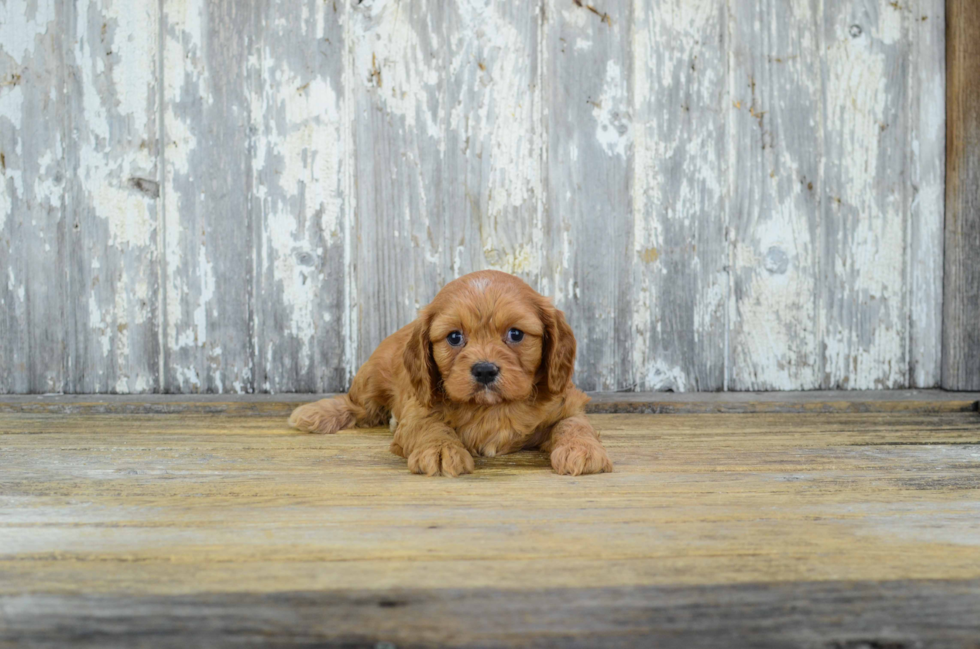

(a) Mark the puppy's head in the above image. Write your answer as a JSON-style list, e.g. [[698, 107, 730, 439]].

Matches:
[[404, 271, 575, 406]]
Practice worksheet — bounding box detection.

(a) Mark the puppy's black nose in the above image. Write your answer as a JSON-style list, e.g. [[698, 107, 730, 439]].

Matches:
[[471, 362, 499, 385]]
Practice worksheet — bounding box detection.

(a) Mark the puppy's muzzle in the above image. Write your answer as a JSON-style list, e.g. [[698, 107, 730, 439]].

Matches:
[[471, 361, 499, 385]]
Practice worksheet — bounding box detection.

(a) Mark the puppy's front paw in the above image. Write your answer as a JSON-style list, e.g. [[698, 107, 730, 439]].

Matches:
[[408, 443, 475, 477], [551, 440, 613, 476], [288, 399, 354, 434]]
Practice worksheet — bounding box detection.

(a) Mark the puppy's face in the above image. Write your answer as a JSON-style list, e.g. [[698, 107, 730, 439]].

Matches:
[[404, 272, 576, 407]]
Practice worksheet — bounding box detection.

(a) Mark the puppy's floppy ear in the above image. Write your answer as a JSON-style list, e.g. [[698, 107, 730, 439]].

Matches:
[[403, 311, 438, 407], [541, 301, 576, 393]]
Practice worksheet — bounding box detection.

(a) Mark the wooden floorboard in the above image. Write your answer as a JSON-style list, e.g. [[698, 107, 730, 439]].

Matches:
[[0, 389, 977, 415], [1, 408, 979, 646]]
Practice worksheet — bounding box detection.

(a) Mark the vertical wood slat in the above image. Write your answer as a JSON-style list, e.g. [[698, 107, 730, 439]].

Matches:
[[350, 0, 541, 367], [0, 1, 68, 394], [249, 0, 349, 392], [544, 0, 632, 392], [908, 0, 945, 388], [66, 0, 161, 393], [821, 1, 912, 389], [943, 0, 980, 390], [349, 0, 449, 364], [161, 0, 253, 393], [631, 0, 727, 392], [729, 0, 823, 390]]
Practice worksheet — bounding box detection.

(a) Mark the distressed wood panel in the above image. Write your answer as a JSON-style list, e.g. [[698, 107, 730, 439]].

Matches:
[[0, 0, 951, 394], [249, 0, 349, 392], [729, 0, 823, 390], [544, 0, 632, 392], [0, 1, 68, 394], [349, 0, 444, 363], [730, 0, 944, 391], [65, 0, 161, 393], [350, 0, 540, 365], [161, 0, 253, 393], [943, 0, 980, 391], [4, 581, 980, 649], [632, 0, 727, 391], [821, 0, 912, 389], [908, 0, 945, 388]]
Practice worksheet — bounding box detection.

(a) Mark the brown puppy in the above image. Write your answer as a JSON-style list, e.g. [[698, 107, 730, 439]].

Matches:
[[288, 270, 612, 477]]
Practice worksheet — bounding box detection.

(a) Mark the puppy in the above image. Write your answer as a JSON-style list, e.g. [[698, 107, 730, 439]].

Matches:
[[288, 270, 612, 477]]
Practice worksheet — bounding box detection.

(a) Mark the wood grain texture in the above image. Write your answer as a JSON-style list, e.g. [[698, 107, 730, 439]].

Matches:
[[909, 0, 945, 389], [249, 0, 349, 392], [631, 0, 727, 392], [822, 0, 912, 390], [4, 580, 980, 648], [0, 410, 979, 644], [0, 389, 977, 415], [544, 0, 632, 392], [943, 0, 980, 391], [0, 1, 68, 394], [350, 0, 541, 367], [729, 0, 823, 391], [0, 0, 951, 394], [161, 0, 253, 393], [65, 0, 161, 393]]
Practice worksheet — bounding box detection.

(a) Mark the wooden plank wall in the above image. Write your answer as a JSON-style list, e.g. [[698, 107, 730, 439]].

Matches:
[[0, 0, 946, 394], [943, 0, 980, 391]]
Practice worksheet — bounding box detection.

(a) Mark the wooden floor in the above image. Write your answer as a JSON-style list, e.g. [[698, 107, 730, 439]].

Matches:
[[2, 394, 980, 647]]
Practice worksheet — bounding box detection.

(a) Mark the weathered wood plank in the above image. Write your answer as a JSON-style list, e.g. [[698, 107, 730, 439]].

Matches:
[[443, 0, 542, 286], [729, 0, 823, 390], [349, 0, 447, 364], [0, 410, 978, 613], [544, 0, 632, 392], [65, 0, 161, 393], [908, 0, 945, 388], [0, 1, 68, 394], [943, 0, 980, 391], [822, 1, 913, 389], [3, 580, 979, 649], [349, 1, 541, 367], [631, 0, 727, 391], [0, 390, 976, 415], [249, 0, 349, 392], [161, 0, 253, 392]]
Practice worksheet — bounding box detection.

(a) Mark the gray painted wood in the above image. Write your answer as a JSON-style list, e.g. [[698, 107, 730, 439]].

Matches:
[[350, 0, 540, 367], [249, 0, 349, 392], [65, 0, 161, 393], [4, 580, 980, 648], [0, 1, 69, 394], [0, 0, 951, 394], [943, 0, 980, 391], [729, 0, 824, 391], [545, 0, 632, 392], [632, 0, 727, 392], [161, 0, 254, 393], [909, 0, 945, 388]]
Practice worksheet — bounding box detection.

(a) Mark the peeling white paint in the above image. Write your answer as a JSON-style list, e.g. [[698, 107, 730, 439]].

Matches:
[[592, 59, 631, 158], [0, 0, 950, 394], [0, 0, 57, 65]]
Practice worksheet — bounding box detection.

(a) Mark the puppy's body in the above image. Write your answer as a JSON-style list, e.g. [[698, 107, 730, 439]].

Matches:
[[289, 271, 611, 477]]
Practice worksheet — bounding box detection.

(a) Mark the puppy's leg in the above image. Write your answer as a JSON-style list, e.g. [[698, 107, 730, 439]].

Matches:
[[288, 395, 360, 434], [390, 412, 474, 478], [543, 415, 613, 476]]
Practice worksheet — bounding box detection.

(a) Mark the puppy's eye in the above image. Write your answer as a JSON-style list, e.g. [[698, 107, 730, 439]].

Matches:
[[506, 328, 524, 343], [446, 331, 464, 347]]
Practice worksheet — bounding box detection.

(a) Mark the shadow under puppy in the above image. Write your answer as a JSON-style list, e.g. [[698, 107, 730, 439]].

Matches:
[[289, 270, 612, 477]]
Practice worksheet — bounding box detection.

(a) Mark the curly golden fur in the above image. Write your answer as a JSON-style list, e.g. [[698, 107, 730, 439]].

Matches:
[[289, 270, 612, 477]]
